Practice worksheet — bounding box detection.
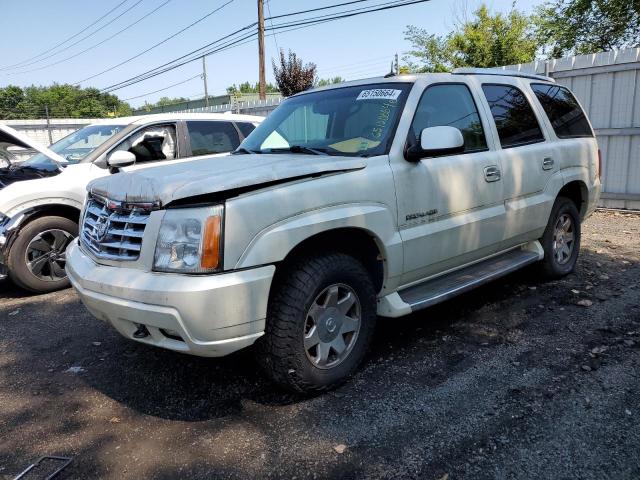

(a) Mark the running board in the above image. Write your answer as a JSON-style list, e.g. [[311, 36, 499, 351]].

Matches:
[[398, 246, 541, 313]]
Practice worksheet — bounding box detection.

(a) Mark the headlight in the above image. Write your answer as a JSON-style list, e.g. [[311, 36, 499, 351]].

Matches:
[[153, 205, 223, 273]]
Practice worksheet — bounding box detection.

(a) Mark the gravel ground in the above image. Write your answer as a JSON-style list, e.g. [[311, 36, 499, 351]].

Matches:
[[0, 210, 639, 480]]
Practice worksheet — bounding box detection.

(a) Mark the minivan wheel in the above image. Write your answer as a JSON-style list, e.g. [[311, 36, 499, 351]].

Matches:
[[539, 196, 581, 279], [7, 216, 77, 293], [258, 252, 377, 393]]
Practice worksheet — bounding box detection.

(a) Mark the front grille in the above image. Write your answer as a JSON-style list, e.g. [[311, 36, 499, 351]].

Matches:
[[80, 196, 152, 261]]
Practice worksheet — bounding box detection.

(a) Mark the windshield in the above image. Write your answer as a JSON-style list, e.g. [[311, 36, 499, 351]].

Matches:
[[240, 83, 412, 157], [22, 124, 126, 170]]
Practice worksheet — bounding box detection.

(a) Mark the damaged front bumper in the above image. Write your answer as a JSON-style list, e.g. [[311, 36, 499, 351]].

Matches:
[[0, 209, 43, 280], [0, 214, 14, 280]]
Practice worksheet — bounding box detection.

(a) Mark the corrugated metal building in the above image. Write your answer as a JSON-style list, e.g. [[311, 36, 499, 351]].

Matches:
[[502, 48, 640, 210]]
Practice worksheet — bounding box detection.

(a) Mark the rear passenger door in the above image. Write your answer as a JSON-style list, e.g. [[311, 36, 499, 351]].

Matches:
[[185, 121, 241, 157], [480, 82, 557, 242]]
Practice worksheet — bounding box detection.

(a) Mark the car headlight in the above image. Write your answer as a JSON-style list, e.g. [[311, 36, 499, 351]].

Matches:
[[153, 205, 223, 273]]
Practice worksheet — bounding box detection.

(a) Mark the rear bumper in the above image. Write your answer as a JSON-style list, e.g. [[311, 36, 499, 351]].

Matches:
[[66, 240, 275, 357]]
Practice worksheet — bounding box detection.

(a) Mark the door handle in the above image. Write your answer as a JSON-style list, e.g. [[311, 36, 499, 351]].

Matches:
[[542, 157, 554, 170], [484, 166, 501, 182]]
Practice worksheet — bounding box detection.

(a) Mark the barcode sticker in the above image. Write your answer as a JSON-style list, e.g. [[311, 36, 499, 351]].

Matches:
[[356, 89, 402, 101]]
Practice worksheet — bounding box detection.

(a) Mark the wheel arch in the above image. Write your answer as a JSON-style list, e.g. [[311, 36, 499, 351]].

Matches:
[[2, 203, 81, 255], [558, 180, 588, 219], [271, 227, 388, 295]]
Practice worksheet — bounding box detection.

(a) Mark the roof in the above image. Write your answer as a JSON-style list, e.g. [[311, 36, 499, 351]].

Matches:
[[88, 112, 265, 126], [301, 68, 555, 96]]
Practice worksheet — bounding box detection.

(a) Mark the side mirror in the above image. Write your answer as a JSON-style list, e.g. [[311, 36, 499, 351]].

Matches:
[[406, 126, 465, 161], [107, 150, 136, 169]]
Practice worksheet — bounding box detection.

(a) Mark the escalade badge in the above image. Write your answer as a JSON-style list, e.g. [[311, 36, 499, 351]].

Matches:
[[94, 215, 110, 241]]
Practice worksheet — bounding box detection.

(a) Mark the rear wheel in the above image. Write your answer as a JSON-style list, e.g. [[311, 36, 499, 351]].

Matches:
[[7, 216, 77, 293], [258, 252, 377, 393], [539, 196, 581, 278]]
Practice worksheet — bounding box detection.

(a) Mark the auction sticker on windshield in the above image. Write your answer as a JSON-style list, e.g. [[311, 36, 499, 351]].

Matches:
[[356, 89, 402, 101]]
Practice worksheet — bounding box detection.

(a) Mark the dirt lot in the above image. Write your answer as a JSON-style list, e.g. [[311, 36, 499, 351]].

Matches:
[[0, 210, 639, 480]]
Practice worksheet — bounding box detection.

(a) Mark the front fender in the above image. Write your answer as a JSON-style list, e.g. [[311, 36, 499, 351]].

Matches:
[[234, 202, 404, 282]]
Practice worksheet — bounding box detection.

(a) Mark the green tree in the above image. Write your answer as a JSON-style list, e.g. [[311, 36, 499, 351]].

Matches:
[[226, 81, 278, 95], [535, 0, 640, 57], [272, 49, 316, 97], [404, 4, 537, 72], [315, 76, 345, 87], [0, 84, 131, 120]]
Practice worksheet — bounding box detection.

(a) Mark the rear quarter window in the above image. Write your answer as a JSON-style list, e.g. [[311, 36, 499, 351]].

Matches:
[[531, 83, 593, 138]]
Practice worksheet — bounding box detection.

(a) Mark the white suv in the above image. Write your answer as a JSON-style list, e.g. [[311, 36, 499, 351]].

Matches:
[[0, 113, 262, 292], [67, 70, 601, 392]]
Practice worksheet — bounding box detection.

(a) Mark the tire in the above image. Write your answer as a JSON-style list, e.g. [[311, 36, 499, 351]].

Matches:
[[257, 252, 377, 393], [7, 216, 78, 293], [539, 196, 581, 279]]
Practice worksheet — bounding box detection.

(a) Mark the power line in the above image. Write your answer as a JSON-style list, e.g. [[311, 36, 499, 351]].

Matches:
[[85, 0, 388, 89], [97, 25, 257, 92], [0, 0, 130, 70], [8, 0, 173, 75], [97, 0, 431, 93], [122, 73, 202, 101], [266, 0, 279, 52], [74, 0, 235, 85], [0, 0, 147, 71]]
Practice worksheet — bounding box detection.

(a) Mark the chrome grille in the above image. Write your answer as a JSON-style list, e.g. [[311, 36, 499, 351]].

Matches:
[[80, 196, 151, 261]]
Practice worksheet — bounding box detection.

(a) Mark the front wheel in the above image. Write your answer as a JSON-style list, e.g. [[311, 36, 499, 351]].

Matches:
[[258, 252, 377, 393], [539, 196, 581, 278], [7, 216, 77, 293]]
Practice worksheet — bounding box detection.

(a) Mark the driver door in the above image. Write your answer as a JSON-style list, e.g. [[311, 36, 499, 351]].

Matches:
[[390, 81, 506, 285], [108, 123, 180, 172]]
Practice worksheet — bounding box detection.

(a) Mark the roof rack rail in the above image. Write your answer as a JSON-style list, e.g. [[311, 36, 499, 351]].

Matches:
[[452, 68, 555, 83]]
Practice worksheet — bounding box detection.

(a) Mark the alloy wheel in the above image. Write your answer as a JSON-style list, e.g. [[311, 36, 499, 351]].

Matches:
[[304, 283, 362, 369]]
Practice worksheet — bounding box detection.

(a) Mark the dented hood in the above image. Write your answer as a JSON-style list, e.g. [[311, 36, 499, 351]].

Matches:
[[88, 153, 366, 205]]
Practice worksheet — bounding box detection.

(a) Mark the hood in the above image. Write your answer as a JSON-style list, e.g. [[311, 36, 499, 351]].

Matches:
[[0, 123, 67, 164], [0, 124, 67, 188], [89, 153, 366, 205]]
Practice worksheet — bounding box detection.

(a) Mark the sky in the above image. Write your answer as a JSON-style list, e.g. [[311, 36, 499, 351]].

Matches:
[[0, 0, 543, 108]]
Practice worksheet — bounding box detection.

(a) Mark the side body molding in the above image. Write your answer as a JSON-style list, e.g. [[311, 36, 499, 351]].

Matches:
[[234, 203, 404, 290]]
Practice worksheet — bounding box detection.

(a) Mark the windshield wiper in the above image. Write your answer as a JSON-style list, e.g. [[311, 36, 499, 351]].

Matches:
[[268, 145, 328, 155], [231, 147, 260, 155]]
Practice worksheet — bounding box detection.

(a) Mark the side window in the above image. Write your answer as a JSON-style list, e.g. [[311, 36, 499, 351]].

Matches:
[[410, 84, 487, 153], [236, 122, 257, 138], [531, 83, 593, 138], [111, 124, 177, 163], [187, 121, 240, 156], [481, 84, 545, 148]]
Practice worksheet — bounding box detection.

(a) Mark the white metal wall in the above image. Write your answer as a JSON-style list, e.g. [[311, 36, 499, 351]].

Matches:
[[502, 48, 640, 210]]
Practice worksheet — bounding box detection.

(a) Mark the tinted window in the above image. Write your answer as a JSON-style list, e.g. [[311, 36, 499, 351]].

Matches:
[[411, 84, 487, 153], [187, 121, 240, 156], [237, 122, 256, 138], [531, 83, 593, 138], [482, 84, 545, 148]]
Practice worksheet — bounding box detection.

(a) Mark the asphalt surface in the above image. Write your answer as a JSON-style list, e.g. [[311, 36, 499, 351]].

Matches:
[[1, 210, 639, 480]]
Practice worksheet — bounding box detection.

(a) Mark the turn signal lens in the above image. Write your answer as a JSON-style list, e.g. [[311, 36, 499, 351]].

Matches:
[[201, 215, 221, 269]]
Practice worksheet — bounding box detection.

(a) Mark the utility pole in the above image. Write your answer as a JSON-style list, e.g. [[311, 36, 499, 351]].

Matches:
[[395, 53, 399, 75], [202, 56, 210, 107], [257, 0, 266, 100], [44, 105, 53, 145]]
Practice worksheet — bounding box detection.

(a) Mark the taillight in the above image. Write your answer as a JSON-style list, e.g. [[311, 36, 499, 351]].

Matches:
[[597, 149, 602, 179]]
